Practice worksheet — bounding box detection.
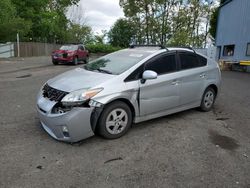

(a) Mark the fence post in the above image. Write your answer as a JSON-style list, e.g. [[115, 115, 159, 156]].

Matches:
[[17, 33, 20, 57]]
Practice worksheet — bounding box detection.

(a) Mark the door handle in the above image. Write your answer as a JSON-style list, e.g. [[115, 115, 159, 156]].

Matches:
[[171, 80, 180, 85], [200, 73, 206, 78]]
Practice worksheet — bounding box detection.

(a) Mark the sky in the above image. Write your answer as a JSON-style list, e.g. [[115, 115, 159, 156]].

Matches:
[[68, 0, 124, 34]]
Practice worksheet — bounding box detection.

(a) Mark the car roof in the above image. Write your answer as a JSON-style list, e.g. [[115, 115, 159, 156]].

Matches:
[[62, 44, 84, 46], [128, 45, 196, 53], [167, 47, 195, 53]]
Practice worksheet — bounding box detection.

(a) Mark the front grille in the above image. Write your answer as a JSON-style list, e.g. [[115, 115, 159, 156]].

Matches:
[[42, 84, 69, 102], [63, 53, 68, 58]]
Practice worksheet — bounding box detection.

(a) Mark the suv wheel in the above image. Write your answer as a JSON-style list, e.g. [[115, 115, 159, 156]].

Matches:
[[52, 60, 58, 65], [84, 55, 89, 64], [73, 57, 78, 65], [200, 87, 216, 112], [98, 101, 132, 139]]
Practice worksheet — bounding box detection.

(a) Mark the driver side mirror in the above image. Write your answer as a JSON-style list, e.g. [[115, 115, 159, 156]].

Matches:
[[141, 70, 157, 84]]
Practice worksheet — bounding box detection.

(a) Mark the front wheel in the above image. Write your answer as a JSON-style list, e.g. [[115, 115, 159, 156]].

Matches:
[[98, 101, 132, 139], [200, 87, 216, 112], [52, 60, 58, 65], [73, 57, 78, 65], [84, 55, 89, 64]]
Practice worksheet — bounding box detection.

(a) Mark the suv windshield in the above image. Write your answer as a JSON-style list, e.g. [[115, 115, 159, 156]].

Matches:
[[60, 45, 78, 51], [84, 49, 151, 75]]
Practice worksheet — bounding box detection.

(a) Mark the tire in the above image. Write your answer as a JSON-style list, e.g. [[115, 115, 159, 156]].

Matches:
[[52, 60, 58, 65], [200, 87, 216, 112], [84, 55, 89, 64], [98, 101, 132, 139], [73, 56, 78, 65]]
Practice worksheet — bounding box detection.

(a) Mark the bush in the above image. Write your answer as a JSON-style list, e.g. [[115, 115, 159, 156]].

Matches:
[[86, 44, 122, 54]]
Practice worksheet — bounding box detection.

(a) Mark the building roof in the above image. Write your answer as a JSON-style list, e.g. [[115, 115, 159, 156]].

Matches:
[[219, 0, 233, 8]]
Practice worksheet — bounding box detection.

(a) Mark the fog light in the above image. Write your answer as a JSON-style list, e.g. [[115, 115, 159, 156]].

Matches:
[[62, 126, 69, 133], [62, 126, 70, 138]]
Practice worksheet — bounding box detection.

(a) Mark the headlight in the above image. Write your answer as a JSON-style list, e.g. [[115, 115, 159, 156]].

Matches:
[[67, 52, 74, 56], [61, 88, 103, 106]]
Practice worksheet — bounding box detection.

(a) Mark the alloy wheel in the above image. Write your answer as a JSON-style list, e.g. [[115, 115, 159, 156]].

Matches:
[[105, 108, 128, 135]]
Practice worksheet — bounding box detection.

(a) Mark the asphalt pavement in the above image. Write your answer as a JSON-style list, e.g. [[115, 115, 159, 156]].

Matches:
[[0, 56, 249, 188]]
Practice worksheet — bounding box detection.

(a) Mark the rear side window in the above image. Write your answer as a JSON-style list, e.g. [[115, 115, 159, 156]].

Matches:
[[179, 53, 206, 70], [145, 54, 177, 75]]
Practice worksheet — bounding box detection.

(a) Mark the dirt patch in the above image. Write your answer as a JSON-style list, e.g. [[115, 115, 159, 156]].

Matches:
[[209, 130, 239, 150], [216, 117, 230, 121], [16, 74, 32, 78], [104, 157, 123, 164]]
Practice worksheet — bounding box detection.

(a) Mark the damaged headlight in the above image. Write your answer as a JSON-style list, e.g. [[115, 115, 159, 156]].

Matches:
[[61, 88, 103, 107]]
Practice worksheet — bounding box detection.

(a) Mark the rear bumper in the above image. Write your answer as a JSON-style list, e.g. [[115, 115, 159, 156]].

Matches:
[[37, 95, 95, 142]]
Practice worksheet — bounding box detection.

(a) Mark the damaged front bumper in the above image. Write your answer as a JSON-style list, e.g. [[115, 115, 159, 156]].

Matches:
[[37, 95, 95, 143]]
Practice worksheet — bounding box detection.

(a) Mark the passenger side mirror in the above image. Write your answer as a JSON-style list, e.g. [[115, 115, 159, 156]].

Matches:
[[141, 70, 157, 83]]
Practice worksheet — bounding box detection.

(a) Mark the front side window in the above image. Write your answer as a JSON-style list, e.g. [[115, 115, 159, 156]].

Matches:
[[124, 64, 144, 82], [179, 53, 201, 70], [145, 54, 177, 75], [223, 45, 235, 56], [78, 45, 85, 50], [246, 43, 250, 56]]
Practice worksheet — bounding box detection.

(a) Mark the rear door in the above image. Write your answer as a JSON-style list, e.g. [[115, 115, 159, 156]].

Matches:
[[139, 52, 181, 116], [177, 52, 208, 106]]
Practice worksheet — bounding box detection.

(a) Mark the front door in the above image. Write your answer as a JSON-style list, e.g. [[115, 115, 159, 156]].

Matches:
[[139, 53, 181, 116]]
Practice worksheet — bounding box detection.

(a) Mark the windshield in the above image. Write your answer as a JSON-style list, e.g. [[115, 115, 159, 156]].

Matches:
[[84, 49, 151, 75], [60, 45, 78, 51]]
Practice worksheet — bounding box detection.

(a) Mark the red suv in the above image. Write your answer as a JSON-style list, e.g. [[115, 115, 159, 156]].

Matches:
[[52, 44, 89, 65]]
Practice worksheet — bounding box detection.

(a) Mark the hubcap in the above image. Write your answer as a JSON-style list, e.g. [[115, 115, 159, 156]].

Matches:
[[106, 108, 128, 135], [204, 91, 214, 108]]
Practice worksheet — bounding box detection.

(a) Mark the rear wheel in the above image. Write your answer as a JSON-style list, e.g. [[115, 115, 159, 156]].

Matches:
[[98, 101, 132, 139], [200, 87, 216, 112]]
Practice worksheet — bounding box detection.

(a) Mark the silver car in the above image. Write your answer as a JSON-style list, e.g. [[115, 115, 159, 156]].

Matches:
[[37, 45, 221, 142]]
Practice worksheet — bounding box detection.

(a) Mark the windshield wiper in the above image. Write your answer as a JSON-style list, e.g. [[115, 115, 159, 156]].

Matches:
[[96, 68, 113, 74], [83, 65, 113, 74]]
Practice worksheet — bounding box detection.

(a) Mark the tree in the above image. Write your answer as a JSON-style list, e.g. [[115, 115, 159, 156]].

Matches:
[[209, 0, 227, 39], [10, 0, 80, 43], [108, 19, 135, 47], [66, 23, 93, 44], [0, 0, 31, 42], [119, 0, 219, 47], [209, 8, 219, 39]]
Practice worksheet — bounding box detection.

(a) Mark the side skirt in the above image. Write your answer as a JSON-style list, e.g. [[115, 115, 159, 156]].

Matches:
[[134, 101, 200, 123]]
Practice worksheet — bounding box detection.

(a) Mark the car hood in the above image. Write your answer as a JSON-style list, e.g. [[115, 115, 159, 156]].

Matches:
[[47, 68, 115, 92], [53, 50, 73, 54]]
